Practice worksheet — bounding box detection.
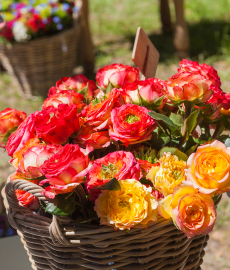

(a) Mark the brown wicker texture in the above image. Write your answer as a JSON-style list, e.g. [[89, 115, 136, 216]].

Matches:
[[0, 23, 80, 98], [2, 179, 222, 270]]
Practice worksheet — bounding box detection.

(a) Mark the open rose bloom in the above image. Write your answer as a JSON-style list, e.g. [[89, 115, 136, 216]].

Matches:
[[2, 60, 230, 238]]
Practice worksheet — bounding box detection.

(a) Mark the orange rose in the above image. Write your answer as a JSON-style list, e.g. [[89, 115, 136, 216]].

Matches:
[[186, 140, 230, 195], [0, 108, 27, 147], [165, 71, 213, 103], [170, 182, 217, 238]]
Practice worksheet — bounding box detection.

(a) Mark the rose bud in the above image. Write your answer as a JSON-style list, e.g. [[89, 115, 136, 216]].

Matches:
[[0, 108, 27, 148], [96, 63, 139, 90], [164, 71, 214, 104], [109, 104, 156, 146], [123, 78, 166, 110]]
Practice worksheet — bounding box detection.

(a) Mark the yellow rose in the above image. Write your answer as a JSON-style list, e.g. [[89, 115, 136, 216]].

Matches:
[[94, 179, 158, 230], [147, 153, 187, 196], [158, 194, 173, 219], [186, 140, 230, 195], [170, 182, 217, 238]]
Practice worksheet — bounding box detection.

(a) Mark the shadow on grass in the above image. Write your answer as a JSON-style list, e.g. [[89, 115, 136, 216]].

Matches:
[[125, 20, 229, 62]]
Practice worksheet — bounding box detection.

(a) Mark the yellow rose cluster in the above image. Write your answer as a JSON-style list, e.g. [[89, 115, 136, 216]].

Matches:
[[94, 141, 230, 238]]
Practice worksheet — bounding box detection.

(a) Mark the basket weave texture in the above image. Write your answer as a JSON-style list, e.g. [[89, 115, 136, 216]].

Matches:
[[0, 23, 80, 98], [2, 179, 222, 270]]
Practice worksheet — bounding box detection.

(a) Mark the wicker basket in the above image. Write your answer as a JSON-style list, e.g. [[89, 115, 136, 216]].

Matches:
[[2, 179, 222, 270], [0, 22, 80, 98]]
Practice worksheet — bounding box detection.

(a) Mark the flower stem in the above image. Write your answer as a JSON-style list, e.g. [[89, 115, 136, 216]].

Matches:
[[212, 121, 224, 140], [178, 102, 194, 150]]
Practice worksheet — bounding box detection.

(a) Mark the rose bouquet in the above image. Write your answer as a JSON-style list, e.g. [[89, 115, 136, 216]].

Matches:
[[0, 0, 76, 43], [1, 60, 230, 239]]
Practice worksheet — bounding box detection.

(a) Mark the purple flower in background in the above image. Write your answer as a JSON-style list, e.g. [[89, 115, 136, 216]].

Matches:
[[62, 3, 70, 11], [57, 23, 63, 30], [53, 16, 60, 24]]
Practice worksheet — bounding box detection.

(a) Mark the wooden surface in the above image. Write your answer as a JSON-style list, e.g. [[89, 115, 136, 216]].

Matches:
[[0, 235, 32, 270], [132, 27, 160, 79]]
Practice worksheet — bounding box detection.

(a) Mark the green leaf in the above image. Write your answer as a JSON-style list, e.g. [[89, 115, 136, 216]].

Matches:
[[158, 147, 188, 161], [139, 178, 153, 186], [98, 178, 121, 191], [97, 84, 106, 91], [153, 95, 164, 107], [185, 144, 198, 156], [150, 130, 170, 150], [169, 113, 184, 127], [184, 110, 199, 138], [106, 81, 114, 94], [148, 111, 177, 128], [45, 193, 77, 216], [213, 195, 220, 203]]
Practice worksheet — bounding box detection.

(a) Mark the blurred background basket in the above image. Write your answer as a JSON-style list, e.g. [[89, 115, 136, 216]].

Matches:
[[2, 179, 222, 270], [0, 21, 80, 98]]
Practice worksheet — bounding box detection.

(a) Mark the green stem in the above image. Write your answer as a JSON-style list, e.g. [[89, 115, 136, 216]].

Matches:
[[178, 102, 194, 150], [212, 121, 224, 139]]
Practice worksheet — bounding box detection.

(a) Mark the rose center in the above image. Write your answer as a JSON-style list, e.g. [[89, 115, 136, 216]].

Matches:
[[118, 200, 131, 210], [125, 114, 140, 124], [100, 162, 119, 180], [201, 155, 228, 174]]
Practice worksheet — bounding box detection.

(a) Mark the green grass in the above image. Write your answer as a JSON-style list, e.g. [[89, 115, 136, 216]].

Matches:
[[90, 0, 230, 87]]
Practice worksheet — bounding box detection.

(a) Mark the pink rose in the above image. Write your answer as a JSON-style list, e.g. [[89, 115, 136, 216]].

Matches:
[[109, 104, 157, 146], [86, 151, 142, 201], [123, 78, 166, 110], [6, 112, 37, 157], [42, 90, 85, 112], [40, 144, 92, 198], [15, 144, 62, 179], [0, 108, 27, 147], [96, 63, 139, 89]]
